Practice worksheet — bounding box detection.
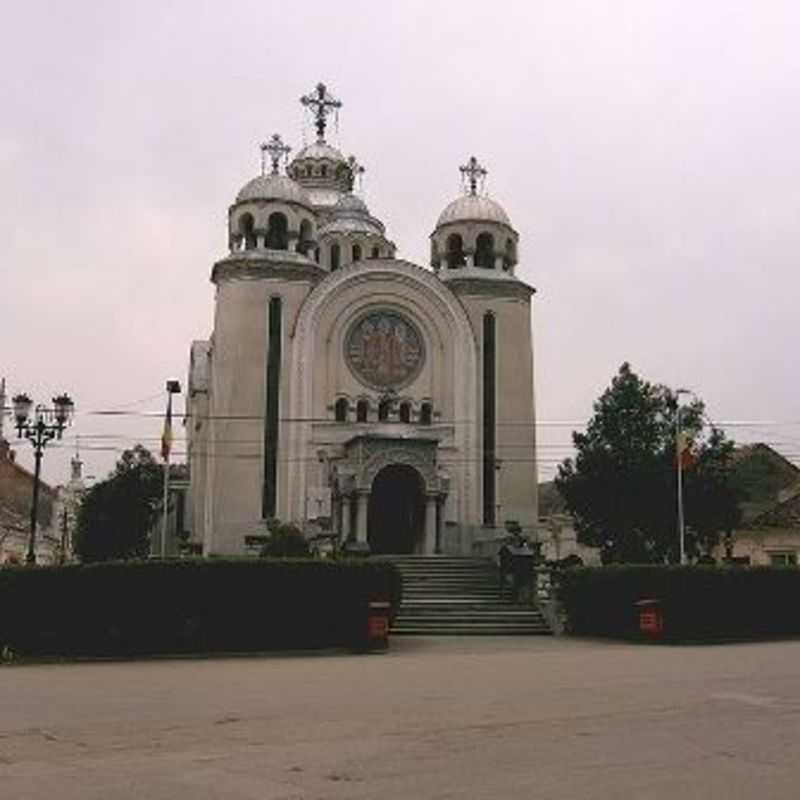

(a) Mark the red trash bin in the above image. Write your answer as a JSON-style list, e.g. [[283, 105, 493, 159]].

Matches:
[[365, 600, 391, 653], [635, 599, 664, 639]]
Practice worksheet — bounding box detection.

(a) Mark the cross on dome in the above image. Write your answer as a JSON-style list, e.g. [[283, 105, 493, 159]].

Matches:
[[260, 133, 291, 176], [460, 155, 487, 196], [300, 82, 342, 142]]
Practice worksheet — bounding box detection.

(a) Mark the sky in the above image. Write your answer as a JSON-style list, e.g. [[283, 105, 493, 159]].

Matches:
[[1, 0, 799, 486]]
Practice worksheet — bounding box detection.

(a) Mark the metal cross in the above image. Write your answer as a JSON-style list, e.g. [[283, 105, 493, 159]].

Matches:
[[300, 82, 342, 142], [260, 133, 291, 176], [346, 155, 365, 191], [460, 155, 487, 195]]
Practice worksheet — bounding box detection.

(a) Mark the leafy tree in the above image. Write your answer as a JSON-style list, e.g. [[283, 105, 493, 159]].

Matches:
[[556, 363, 740, 563], [74, 445, 164, 562], [260, 518, 310, 558]]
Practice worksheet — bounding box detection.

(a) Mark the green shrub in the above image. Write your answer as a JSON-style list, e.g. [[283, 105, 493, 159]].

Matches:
[[259, 523, 310, 558], [0, 558, 402, 658], [557, 566, 800, 641]]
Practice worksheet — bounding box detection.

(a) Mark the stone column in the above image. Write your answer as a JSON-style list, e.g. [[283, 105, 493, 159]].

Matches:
[[494, 254, 504, 270], [424, 493, 437, 554], [340, 495, 351, 540], [355, 490, 369, 544]]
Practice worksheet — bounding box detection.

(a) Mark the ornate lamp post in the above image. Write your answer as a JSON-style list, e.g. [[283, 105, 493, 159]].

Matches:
[[12, 392, 75, 565]]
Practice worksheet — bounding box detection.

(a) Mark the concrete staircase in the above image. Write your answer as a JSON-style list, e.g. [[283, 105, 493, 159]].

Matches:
[[386, 555, 551, 636]]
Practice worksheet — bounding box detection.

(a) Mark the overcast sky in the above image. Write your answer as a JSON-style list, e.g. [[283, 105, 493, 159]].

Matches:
[[2, 0, 798, 485]]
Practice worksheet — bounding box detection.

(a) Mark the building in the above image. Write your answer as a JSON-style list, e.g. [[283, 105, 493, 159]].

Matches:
[[186, 83, 538, 556]]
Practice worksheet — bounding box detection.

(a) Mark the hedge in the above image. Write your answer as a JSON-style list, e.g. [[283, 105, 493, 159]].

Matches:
[[0, 558, 402, 658], [556, 566, 800, 641]]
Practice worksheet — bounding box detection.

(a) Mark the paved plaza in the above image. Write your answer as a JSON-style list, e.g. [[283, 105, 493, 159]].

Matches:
[[1, 637, 799, 799]]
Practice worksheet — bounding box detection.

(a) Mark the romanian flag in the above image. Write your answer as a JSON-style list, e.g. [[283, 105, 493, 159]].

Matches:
[[676, 431, 695, 470], [161, 397, 173, 462]]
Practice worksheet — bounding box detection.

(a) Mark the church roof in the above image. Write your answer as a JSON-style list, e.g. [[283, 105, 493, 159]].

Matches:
[[235, 174, 312, 206], [293, 141, 346, 164], [436, 194, 512, 228], [318, 192, 386, 237]]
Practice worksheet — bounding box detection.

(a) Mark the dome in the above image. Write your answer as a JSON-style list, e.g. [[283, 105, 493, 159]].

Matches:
[[292, 141, 346, 164], [335, 193, 369, 214], [436, 194, 512, 228], [236, 174, 312, 206]]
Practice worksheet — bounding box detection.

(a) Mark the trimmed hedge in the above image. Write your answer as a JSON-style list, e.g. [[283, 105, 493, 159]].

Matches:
[[0, 558, 402, 658], [557, 566, 800, 641]]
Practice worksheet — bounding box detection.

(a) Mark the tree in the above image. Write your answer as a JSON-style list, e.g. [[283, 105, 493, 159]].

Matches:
[[555, 363, 740, 563], [74, 445, 164, 562]]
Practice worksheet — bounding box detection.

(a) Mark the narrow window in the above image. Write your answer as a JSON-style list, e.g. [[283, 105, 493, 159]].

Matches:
[[331, 243, 341, 271], [352, 243, 362, 262], [371, 246, 380, 259], [399, 402, 411, 423], [420, 402, 432, 426], [239, 213, 256, 250], [314, 247, 320, 263], [482, 313, 496, 525], [356, 399, 368, 422], [378, 399, 391, 422], [335, 398, 348, 422], [263, 297, 282, 518], [298, 219, 313, 255], [321, 164, 328, 177]]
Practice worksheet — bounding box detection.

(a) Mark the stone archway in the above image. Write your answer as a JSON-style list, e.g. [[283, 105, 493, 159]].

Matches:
[[367, 464, 425, 554]]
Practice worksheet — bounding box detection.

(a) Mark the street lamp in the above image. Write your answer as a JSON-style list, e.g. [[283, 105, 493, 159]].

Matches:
[[12, 392, 75, 565]]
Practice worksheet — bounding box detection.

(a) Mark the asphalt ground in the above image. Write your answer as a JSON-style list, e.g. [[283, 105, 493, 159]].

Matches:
[[1, 636, 799, 799]]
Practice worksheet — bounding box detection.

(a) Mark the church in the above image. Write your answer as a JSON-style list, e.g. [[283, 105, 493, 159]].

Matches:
[[186, 83, 538, 556]]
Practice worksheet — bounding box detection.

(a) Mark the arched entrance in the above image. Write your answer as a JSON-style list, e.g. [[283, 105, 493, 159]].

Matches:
[[367, 464, 425, 554]]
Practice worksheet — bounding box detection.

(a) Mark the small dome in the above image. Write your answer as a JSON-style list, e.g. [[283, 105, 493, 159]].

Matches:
[[236, 174, 312, 206], [436, 194, 512, 228], [293, 141, 346, 164], [318, 192, 385, 237], [335, 193, 369, 214]]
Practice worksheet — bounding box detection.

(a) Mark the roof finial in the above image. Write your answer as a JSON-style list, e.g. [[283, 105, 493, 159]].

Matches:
[[300, 82, 342, 142], [460, 155, 487, 196], [260, 133, 291, 176], [346, 155, 365, 192]]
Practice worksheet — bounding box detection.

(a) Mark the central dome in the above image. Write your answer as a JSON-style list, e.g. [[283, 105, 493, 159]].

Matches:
[[236, 174, 312, 207], [293, 141, 346, 164], [436, 194, 511, 228]]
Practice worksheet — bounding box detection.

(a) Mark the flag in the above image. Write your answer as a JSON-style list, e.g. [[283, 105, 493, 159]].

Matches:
[[161, 396, 173, 462], [676, 431, 695, 469]]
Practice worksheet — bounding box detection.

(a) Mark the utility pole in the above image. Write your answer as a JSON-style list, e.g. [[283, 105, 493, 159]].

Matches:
[[675, 388, 691, 565], [160, 381, 181, 558]]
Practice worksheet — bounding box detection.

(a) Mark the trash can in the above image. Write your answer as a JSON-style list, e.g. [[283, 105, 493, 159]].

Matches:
[[354, 600, 390, 654], [635, 599, 664, 639]]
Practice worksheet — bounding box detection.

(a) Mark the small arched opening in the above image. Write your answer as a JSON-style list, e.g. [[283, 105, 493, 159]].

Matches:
[[298, 219, 313, 255], [334, 398, 349, 422], [239, 213, 256, 250], [330, 242, 341, 271], [352, 243, 362, 262], [378, 398, 391, 422], [475, 232, 495, 268], [504, 238, 516, 270], [356, 399, 369, 422], [265, 212, 289, 250], [399, 402, 411, 423], [320, 164, 328, 177], [446, 233, 466, 268], [420, 402, 433, 425], [371, 246, 381, 259]]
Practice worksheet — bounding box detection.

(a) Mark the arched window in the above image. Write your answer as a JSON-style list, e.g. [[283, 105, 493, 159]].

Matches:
[[356, 399, 369, 422], [334, 398, 348, 422], [371, 246, 380, 259], [504, 238, 515, 270], [420, 402, 433, 425], [320, 164, 328, 177], [239, 213, 256, 250], [265, 212, 289, 250], [306, 166, 312, 177], [399, 402, 411, 423], [378, 399, 391, 421], [446, 233, 466, 268], [352, 243, 362, 262], [331, 242, 341, 271], [298, 219, 313, 255], [314, 247, 320, 264], [475, 232, 495, 268]]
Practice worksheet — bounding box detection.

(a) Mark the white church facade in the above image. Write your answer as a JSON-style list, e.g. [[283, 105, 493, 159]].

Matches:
[[186, 83, 538, 556]]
